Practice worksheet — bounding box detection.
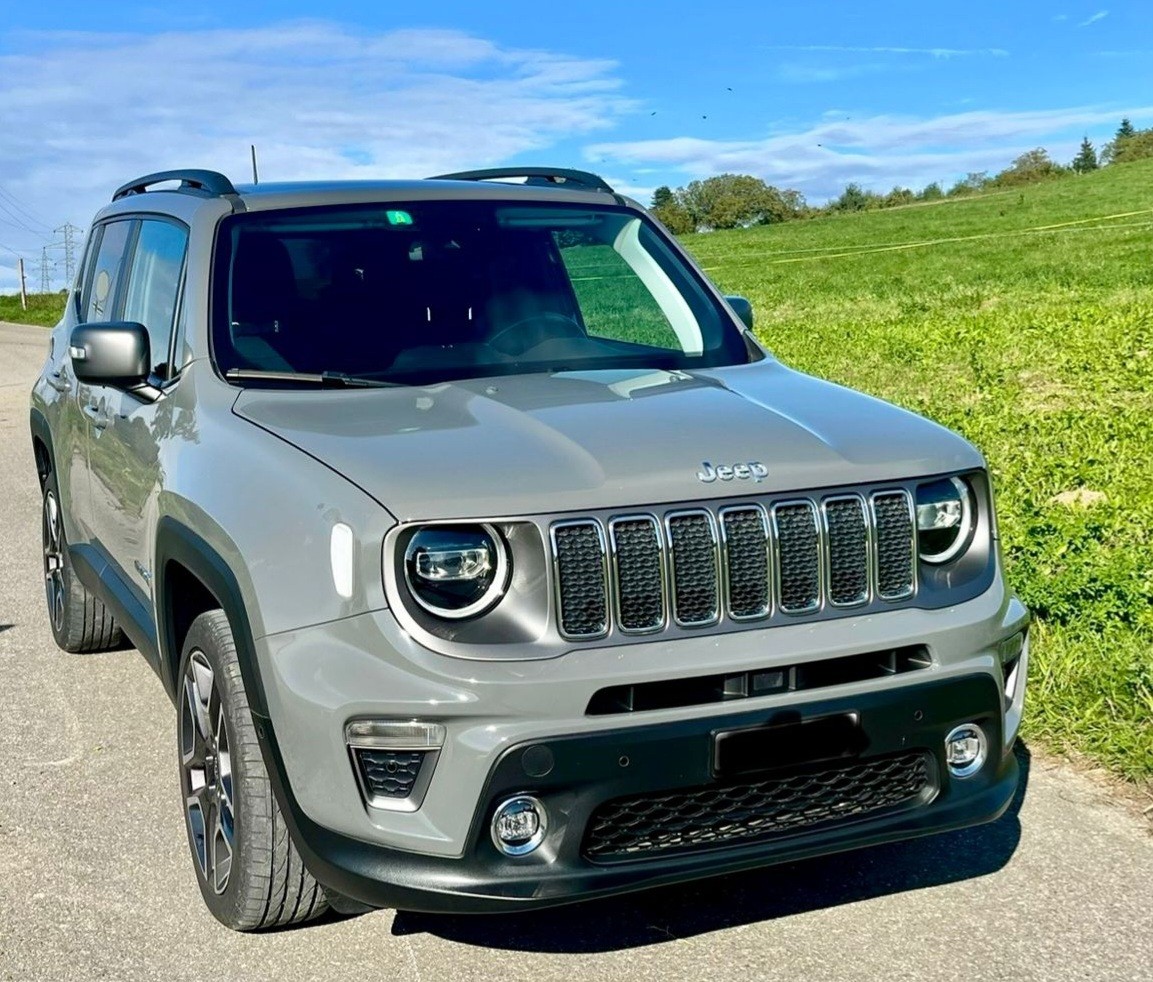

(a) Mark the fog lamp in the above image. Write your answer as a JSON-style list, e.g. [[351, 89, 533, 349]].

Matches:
[[491, 795, 547, 856], [944, 723, 987, 778]]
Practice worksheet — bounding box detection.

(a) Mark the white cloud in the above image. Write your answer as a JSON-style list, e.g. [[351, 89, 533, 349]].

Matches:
[[1078, 10, 1109, 26], [770, 45, 1009, 59], [587, 105, 1153, 202], [0, 21, 635, 293]]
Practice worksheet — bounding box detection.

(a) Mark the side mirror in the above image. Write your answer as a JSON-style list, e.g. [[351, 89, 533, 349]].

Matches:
[[724, 295, 754, 331], [69, 323, 150, 386]]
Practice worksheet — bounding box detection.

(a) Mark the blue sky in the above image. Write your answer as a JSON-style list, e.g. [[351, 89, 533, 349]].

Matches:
[[2, 0, 1151, 293]]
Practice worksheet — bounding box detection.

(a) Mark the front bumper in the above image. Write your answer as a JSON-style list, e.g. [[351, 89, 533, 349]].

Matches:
[[253, 670, 1018, 913]]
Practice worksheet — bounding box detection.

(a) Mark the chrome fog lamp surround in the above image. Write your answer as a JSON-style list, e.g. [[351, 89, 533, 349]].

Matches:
[[404, 523, 509, 619], [944, 723, 988, 778], [916, 477, 974, 564], [491, 795, 548, 856]]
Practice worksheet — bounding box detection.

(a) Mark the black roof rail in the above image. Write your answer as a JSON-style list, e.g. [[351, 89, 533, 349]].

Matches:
[[112, 169, 237, 202], [427, 167, 614, 194]]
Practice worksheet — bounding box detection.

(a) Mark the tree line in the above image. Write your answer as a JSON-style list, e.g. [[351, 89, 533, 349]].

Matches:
[[649, 118, 1153, 233]]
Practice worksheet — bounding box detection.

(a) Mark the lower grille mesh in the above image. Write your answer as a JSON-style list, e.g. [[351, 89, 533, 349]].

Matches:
[[583, 752, 932, 860]]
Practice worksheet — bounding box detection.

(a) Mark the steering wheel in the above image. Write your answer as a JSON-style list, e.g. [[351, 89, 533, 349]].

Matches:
[[487, 312, 585, 356]]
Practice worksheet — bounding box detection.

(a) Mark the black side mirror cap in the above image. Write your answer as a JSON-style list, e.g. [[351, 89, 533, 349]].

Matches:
[[69, 323, 150, 386], [724, 295, 754, 331]]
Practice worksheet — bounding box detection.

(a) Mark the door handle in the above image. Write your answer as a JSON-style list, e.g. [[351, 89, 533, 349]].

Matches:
[[83, 402, 112, 431]]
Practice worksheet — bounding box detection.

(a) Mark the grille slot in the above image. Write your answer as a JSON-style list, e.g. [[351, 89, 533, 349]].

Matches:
[[772, 501, 821, 613], [666, 511, 720, 626], [551, 521, 609, 639], [872, 491, 916, 600], [720, 506, 771, 620], [824, 496, 869, 607], [609, 517, 665, 634], [583, 752, 933, 860]]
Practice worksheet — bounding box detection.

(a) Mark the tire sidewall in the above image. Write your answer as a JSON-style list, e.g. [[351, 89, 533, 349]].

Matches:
[[177, 612, 269, 930]]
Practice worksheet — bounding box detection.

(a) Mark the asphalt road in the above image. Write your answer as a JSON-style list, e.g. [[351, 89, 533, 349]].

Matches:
[[1, 319, 1150, 982]]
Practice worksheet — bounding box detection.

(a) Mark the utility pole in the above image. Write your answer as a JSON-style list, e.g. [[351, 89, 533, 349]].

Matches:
[[53, 223, 82, 285], [36, 246, 53, 293], [18, 257, 27, 310]]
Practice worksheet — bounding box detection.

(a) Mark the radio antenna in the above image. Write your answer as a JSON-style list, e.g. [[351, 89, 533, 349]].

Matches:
[[250, 144, 260, 185]]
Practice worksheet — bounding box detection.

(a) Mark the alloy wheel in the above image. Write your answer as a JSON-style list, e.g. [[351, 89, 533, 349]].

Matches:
[[180, 650, 236, 895], [42, 490, 66, 632]]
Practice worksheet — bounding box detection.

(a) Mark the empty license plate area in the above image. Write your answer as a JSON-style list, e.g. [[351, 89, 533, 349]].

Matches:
[[712, 713, 865, 778]]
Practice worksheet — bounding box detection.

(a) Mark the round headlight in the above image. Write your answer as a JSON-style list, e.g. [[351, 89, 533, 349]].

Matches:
[[915, 477, 973, 564], [404, 524, 509, 619]]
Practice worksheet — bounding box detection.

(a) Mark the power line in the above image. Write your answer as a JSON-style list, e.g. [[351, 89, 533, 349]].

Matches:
[[0, 185, 52, 232]]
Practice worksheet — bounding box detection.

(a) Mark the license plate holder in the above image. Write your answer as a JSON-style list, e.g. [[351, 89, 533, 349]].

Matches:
[[712, 712, 864, 778]]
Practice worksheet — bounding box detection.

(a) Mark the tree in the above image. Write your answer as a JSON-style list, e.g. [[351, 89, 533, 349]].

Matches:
[[918, 182, 944, 201], [651, 186, 675, 209], [678, 174, 797, 229], [1116, 118, 1136, 141], [1071, 136, 1098, 173], [992, 149, 1065, 187], [1108, 127, 1153, 164], [831, 182, 877, 212], [883, 186, 915, 208], [948, 171, 989, 196], [650, 197, 696, 235]]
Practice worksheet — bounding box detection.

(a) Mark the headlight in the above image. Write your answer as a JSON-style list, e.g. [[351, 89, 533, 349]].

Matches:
[[403, 524, 509, 618], [915, 477, 973, 563]]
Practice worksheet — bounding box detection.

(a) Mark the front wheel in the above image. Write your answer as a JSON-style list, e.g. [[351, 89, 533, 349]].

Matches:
[[177, 610, 328, 930]]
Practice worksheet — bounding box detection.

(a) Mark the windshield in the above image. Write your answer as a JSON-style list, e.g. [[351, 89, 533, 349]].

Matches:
[[212, 200, 748, 385]]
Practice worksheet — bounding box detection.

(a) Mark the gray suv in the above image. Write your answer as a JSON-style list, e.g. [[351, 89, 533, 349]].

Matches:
[[29, 166, 1029, 930]]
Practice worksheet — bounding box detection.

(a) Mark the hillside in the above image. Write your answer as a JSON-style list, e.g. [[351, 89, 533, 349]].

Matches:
[[691, 159, 1153, 782]]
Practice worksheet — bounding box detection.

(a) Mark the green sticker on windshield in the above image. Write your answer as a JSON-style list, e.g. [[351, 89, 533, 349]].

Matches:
[[386, 210, 414, 226]]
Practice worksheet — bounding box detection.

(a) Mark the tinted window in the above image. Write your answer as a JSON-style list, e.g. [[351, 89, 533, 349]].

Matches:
[[213, 200, 745, 385], [83, 221, 133, 323], [122, 219, 188, 377]]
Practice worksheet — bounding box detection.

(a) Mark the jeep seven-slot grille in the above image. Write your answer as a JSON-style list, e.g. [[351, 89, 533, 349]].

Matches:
[[583, 751, 932, 860], [551, 489, 915, 640]]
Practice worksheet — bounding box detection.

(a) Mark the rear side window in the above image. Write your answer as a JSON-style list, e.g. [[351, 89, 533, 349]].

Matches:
[[122, 219, 189, 377], [82, 220, 134, 323]]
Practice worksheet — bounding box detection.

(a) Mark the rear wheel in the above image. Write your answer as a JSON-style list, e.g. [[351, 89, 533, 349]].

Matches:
[[41, 470, 123, 653], [177, 610, 328, 930]]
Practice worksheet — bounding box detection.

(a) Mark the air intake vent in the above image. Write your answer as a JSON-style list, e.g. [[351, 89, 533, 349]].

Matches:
[[773, 501, 821, 613], [872, 491, 916, 600], [609, 517, 665, 633], [666, 511, 720, 626]]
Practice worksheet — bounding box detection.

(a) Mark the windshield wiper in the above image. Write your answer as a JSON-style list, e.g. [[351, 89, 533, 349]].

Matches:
[[224, 369, 397, 388]]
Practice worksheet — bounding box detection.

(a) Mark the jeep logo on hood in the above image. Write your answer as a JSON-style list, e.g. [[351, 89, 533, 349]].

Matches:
[[697, 461, 768, 484]]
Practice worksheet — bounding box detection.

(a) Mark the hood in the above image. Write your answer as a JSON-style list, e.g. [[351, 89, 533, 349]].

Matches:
[[232, 361, 984, 521]]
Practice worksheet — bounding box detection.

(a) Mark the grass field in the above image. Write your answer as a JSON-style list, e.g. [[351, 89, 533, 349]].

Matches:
[[690, 160, 1153, 784], [5, 162, 1151, 783], [0, 291, 68, 326]]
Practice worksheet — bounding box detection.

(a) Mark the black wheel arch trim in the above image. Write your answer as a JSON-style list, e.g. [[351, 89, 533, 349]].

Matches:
[[154, 516, 269, 715], [28, 407, 55, 488]]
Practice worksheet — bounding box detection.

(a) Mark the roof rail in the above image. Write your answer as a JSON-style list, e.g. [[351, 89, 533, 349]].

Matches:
[[112, 169, 237, 202], [427, 167, 614, 194]]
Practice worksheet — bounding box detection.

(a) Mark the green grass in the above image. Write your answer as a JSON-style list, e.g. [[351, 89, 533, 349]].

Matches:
[[0, 291, 66, 327], [682, 161, 1153, 784]]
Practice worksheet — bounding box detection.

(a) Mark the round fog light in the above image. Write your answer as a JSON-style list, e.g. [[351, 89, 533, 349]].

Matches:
[[945, 723, 987, 778], [491, 795, 547, 856]]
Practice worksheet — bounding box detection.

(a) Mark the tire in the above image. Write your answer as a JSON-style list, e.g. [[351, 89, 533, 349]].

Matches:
[[41, 470, 123, 653], [177, 610, 328, 930]]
